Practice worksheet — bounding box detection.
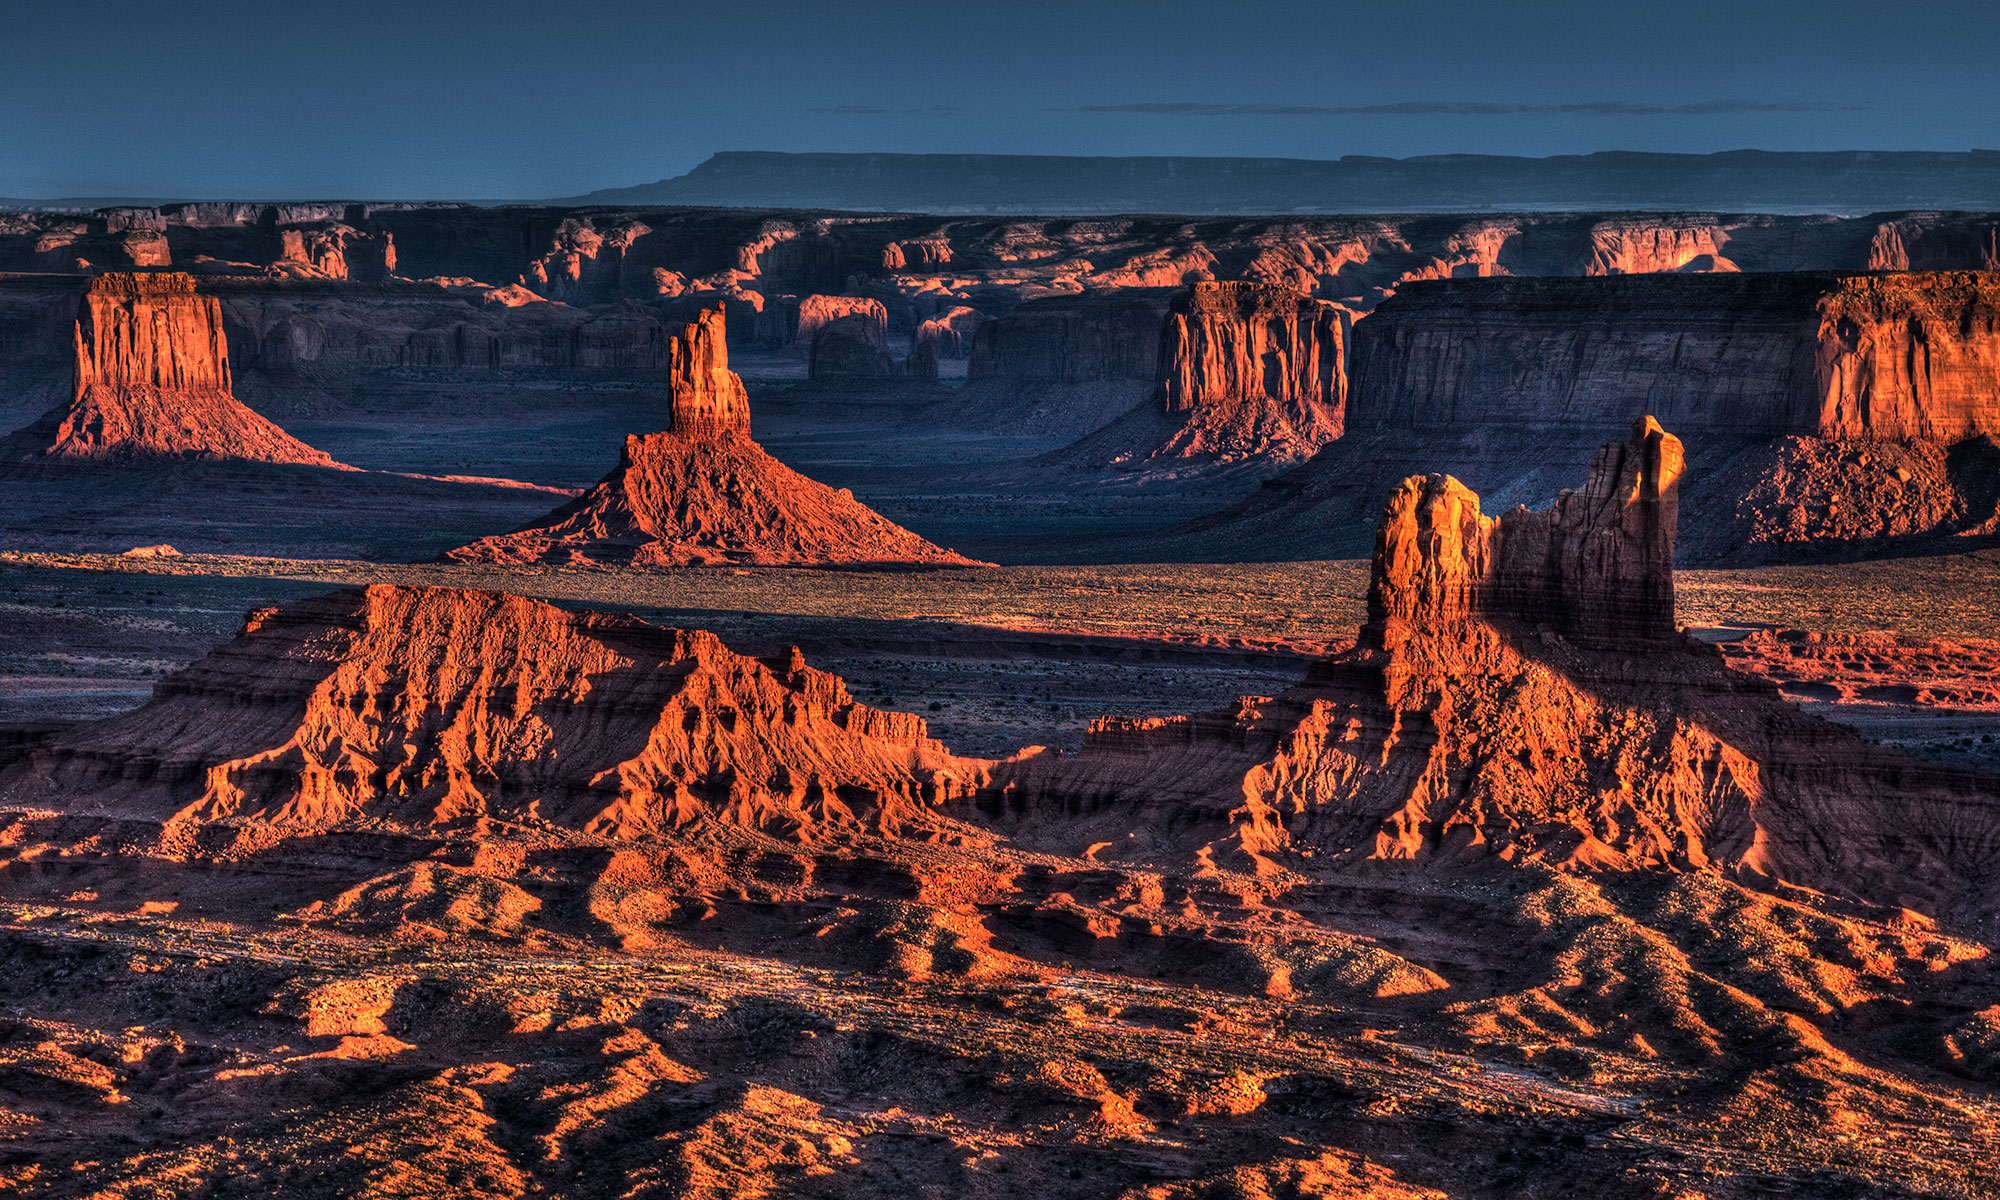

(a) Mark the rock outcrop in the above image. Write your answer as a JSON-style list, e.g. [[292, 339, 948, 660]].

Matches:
[[1, 585, 988, 837], [992, 422, 2000, 923], [808, 314, 895, 379], [792, 295, 887, 359], [2, 273, 339, 466], [662, 303, 750, 436], [1149, 281, 1348, 462], [1366, 418, 1682, 647], [912, 306, 984, 359], [448, 307, 980, 567], [951, 294, 1173, 436]]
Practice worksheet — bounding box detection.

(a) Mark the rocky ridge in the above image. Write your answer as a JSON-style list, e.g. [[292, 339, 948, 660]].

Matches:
[[0, 585, 986, 839], [997, 420, 2000, 923]]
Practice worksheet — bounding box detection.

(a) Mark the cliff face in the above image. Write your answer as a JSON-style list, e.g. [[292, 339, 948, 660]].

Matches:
[[4, 273, 339, 466], [792, 295, 887, 358], [1347, 271, 2000, 441], [912, 306, 984, 358], [1152, 281, 1348, 461], [953, 294, 1172, 436], [1810, 273, 2000, 440], [808, 314, 895, 379], [1, 585, 987, 837], [665, 304, 750, 436], [1366, 418, 1682, 647]]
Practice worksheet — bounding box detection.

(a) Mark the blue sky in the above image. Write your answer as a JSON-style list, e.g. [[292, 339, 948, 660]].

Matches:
[[4, 0, 1993, 198]]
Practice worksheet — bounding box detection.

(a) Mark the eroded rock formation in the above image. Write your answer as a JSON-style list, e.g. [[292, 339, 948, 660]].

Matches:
[[3, 273, 339, 466], [912, 305, 984, 358], [1150, 281, 1348, 462], [793, 295, 887, 359], [663, 303, 750, 436], [1347, 272, 2000, 440], [808, 314, 895, 379], [449, 307, 979, 567], [994, 422, 2000, 924], [0, 585, 986, 837], [952, 294, 1173, 436], [1366, 417, 1682, 646]]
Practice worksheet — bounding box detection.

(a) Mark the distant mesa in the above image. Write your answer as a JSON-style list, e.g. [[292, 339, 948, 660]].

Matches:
[[0, 584, 988, 840], [448, 305, 984, 567], [1, 272, 343, 468], [555, 149, 2000, 215]]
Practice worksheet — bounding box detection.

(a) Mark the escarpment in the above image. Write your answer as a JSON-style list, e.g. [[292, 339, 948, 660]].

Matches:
[[992, 421, 2000, 923], [1347, 271, 2000, 440], [0, 585, 988, 838], [448, 306, 981, 567], [949, 294, 1173, 436], [1185, 269, 2000, 562], [2, 272, 340, 466]]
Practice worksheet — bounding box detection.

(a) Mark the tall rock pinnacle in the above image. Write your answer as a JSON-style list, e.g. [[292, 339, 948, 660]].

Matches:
[[1365, 416, 1684, 648]]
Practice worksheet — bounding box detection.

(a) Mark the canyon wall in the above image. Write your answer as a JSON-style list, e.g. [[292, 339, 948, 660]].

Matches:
[[1347, 271, 2000, 441]]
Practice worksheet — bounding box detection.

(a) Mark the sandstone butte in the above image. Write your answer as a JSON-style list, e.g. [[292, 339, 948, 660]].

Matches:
[[993, 417, 2000, 925], [1150, 280, 1348, 462], [446, 305, 984, 567], [0, 272, 343, 467], [0, 584, 987, 841]]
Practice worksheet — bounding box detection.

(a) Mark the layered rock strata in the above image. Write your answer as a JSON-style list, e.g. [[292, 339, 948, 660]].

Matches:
[[3, 272, 339, 466], [1367, 417, 1682, 646], [792, 295, 888, 358], [0, 585, 987, 837], [1347, 271, 2000, 441], [808, 314, 895, 379], [1149, 281, 1348, 461], [952, 294, 1173, 436]]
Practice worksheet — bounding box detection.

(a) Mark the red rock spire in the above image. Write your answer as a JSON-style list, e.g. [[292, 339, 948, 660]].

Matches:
[[1365, 415, 1684, 648]]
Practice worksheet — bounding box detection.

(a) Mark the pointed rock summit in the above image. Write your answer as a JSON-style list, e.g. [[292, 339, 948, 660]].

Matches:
[[1367, 416, 1683, 648], [449, 305, 982, 567], [0, 585, 989, 839], [3, 272, 341, 467]]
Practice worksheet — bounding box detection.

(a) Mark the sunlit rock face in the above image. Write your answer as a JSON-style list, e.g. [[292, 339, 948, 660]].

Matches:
[[1347, 272, 2000, 441], [3, 272, 339, 466], [0, 584, 987, 838], [1366, 417, 1683, 648], [1151, 281, 1349, 462], [447, 306, 981, 568]]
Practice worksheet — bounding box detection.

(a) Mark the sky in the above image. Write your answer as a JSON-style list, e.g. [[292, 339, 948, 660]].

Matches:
[[3, 0, 1994, 200]]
